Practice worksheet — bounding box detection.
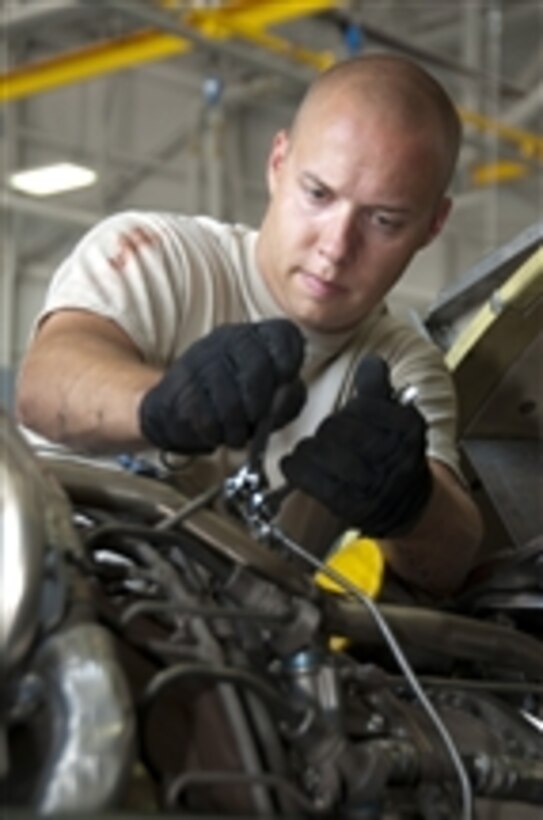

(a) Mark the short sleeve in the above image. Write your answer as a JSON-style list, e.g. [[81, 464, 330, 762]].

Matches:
[[35, 211, 240, 366]]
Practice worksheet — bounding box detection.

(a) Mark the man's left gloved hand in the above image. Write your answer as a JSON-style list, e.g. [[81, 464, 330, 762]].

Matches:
[[280, 355, 433, 538]]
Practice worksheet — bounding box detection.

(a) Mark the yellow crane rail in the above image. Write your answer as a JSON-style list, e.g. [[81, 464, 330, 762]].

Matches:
[[1, 0, 540, 185], [0, 0, 339, 103]]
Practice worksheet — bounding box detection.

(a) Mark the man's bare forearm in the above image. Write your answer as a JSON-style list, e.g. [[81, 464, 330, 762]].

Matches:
[[380, 459, 483, 597], [16, 310, 162, 453]]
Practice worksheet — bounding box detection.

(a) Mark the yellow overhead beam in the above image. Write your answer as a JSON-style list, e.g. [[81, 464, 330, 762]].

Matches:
[[222, 27, 335, 72], [183, 0, 342, 34], [0, 29, 192, 103], [459, 106, 543, 164], [2, 0, 539, 176], [181, 0, 338, 70], [459, 107, 543, 188], [471, 160, 530, 186], [0, 0, 341, 103]]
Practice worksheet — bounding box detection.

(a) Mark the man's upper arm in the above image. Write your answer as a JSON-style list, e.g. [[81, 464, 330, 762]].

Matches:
[[33, 212, 183, 364], [32, 309, 145, 360]]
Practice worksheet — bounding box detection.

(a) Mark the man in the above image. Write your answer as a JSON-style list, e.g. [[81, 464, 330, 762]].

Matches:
[[16, 55, 483, 596]]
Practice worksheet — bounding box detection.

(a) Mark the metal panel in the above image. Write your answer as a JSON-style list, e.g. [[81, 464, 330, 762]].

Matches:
[[462, 439, 542, 548], [444, 247, 543, 430], [425, 221, 543, 339], [426, 229, 543, 554]]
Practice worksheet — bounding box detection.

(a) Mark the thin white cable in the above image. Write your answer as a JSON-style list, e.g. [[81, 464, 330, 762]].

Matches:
[[270, 525, 474, 820]]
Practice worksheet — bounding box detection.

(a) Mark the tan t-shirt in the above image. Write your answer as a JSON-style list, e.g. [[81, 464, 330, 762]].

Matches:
[[38, 211, 460, 552]]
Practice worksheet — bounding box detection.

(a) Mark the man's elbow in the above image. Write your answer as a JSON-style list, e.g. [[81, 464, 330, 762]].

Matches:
[[16, 377, 39, 431], [15, 360, 56, 440]]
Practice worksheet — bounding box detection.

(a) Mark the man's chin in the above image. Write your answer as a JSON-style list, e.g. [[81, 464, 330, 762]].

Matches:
[[287, 282, 373, 332], [293, 307, 365, 334]]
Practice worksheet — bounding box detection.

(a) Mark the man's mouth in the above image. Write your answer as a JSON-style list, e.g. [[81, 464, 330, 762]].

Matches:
[[298, 270, 345, 300]]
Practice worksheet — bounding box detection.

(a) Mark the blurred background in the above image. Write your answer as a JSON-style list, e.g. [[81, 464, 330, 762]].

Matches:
[[1, 0, 542, 407]]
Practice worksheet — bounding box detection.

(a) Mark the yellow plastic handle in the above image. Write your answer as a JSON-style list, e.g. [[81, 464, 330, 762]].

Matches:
[[315, 532, 384, 598]]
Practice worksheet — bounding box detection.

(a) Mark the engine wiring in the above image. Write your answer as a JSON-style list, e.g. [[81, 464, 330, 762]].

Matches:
[[263, 523, 474, 820], [139, 447, 475, 818], [214, 383, 475, 819], [5, 408, 543, 817]]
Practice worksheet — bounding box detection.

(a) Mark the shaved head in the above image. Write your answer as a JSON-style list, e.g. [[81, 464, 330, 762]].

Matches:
[[291, 55, 462, 194], [257, 53, 461, 332]]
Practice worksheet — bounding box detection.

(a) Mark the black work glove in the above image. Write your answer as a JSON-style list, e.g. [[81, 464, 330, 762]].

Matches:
[[280, 355, 432, 538], [140, 319, 306, 454]]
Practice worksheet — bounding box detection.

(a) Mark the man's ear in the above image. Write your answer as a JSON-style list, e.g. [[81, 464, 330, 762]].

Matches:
[[422, 196, 452, 246], [267, 130, 290, 195]]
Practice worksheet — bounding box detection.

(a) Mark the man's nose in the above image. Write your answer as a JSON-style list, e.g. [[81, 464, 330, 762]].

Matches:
[[317, 207, 357, 266]]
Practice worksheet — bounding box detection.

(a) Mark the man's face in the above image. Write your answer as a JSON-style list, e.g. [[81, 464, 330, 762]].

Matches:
[[257, 92, 452, 332]]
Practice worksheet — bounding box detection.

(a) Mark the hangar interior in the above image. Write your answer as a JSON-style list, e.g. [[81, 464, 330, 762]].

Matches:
[[1, 0, 542, 403], [1, 3, 543, 819]]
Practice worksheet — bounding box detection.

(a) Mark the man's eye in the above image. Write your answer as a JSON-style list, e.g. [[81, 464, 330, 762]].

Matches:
[[373, 213, 403, 231], [304, 183, 328, 202]]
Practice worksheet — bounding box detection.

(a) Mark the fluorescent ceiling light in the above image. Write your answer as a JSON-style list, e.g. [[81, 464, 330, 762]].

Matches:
[[9, 162, 97, 196]]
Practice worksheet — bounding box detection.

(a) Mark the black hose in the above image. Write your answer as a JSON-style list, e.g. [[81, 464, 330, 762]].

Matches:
[[141, 661, 310, 729], [85, 522, 233, 581], [166, 769, 326, 813]]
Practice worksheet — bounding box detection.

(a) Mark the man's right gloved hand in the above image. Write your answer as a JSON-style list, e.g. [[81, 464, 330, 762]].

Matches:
[[139, 319, 306, 454]]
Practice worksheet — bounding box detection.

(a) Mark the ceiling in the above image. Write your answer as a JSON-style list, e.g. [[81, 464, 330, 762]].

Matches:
[[1, 0, 542, 310]]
